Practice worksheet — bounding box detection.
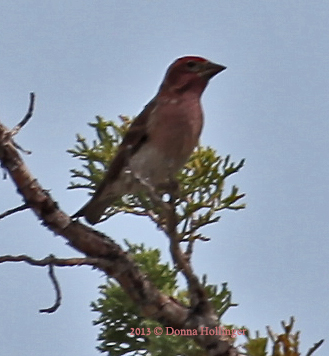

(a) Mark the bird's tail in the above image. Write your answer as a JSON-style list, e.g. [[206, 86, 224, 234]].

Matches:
[[72, 197, 114, 225]]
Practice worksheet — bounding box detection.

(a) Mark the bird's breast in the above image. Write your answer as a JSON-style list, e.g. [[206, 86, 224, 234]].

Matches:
[[125, 96, 203, 186], [148, 97, 203, 161]]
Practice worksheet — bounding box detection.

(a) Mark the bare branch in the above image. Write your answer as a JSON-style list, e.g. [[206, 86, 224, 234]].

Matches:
[[0, 254, 100, 267], [10, 92, 35, 137], [39, 261, 62, 313], [11, 140, 32, 155], [0, 254, 100, 314], [306, 339, 325, 356], [266, 325, 276, 343], [0, 93, 34, 155], [185, 235, 195, 261], [0, 203, 29, 219]]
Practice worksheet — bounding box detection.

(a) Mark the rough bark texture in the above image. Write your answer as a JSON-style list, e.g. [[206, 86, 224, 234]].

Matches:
[[0, 120, 239, 356]]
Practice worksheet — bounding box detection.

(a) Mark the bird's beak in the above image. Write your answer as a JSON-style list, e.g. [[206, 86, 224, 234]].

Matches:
[[201, 61, 226, 79]]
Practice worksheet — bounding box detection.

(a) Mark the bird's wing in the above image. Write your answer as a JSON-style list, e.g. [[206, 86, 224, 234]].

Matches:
[[92, 97, 156, 198], [72, 99, 156, 223]]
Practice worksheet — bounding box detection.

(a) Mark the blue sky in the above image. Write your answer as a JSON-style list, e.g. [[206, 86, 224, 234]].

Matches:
[[1, 1, 328, 355]]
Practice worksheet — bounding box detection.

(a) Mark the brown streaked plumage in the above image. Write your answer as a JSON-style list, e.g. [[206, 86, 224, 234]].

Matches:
[[73, 56, 226, 224]]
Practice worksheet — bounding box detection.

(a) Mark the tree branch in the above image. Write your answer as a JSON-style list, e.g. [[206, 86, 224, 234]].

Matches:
[[39, 261, 62, 313], [0, 254, 99, 267], [135, 174, 218, 330], [306, 339, 324, 356], [0, 203, 29, 219], [0, 254, 101, 313], [11, 92, 35, 137], [0, 100, 239, 356], [0, 93, 35, 155]]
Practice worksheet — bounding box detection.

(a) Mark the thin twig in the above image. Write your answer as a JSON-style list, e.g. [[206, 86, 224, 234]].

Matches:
[[39, 261, 62, 313], [0, 204, 29, 219], [0, 254, 100, 267], [0, 93, 35, 154], [12, 141, 32, 155], [10, 93, 35, 137], [306, 339, 324, 356], [185, 236, 195, 261], [0, 254, 100, 313], [146, 210, 162, 229], [266, 325, 276, 342]]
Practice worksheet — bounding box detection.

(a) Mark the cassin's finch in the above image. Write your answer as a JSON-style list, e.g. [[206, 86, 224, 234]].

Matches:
[[74, 56, 226, 224]]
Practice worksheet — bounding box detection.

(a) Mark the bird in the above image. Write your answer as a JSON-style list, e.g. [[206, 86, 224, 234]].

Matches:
[[73, 56, 226, 224]]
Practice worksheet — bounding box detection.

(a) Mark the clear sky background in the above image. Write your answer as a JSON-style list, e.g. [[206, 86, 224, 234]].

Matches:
[[0, 1, 328, 355]]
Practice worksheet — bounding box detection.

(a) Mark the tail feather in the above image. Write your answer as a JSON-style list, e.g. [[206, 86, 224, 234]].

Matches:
[[72, 197, 115, 225]]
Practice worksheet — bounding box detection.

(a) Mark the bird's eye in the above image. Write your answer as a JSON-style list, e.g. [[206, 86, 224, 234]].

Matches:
[[186, 60, 197, 69]]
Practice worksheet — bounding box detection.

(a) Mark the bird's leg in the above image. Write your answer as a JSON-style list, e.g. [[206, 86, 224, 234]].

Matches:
[[164, 162, 180, 203], [168, 178, 179, 203], [156, 178, 178, 198]]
